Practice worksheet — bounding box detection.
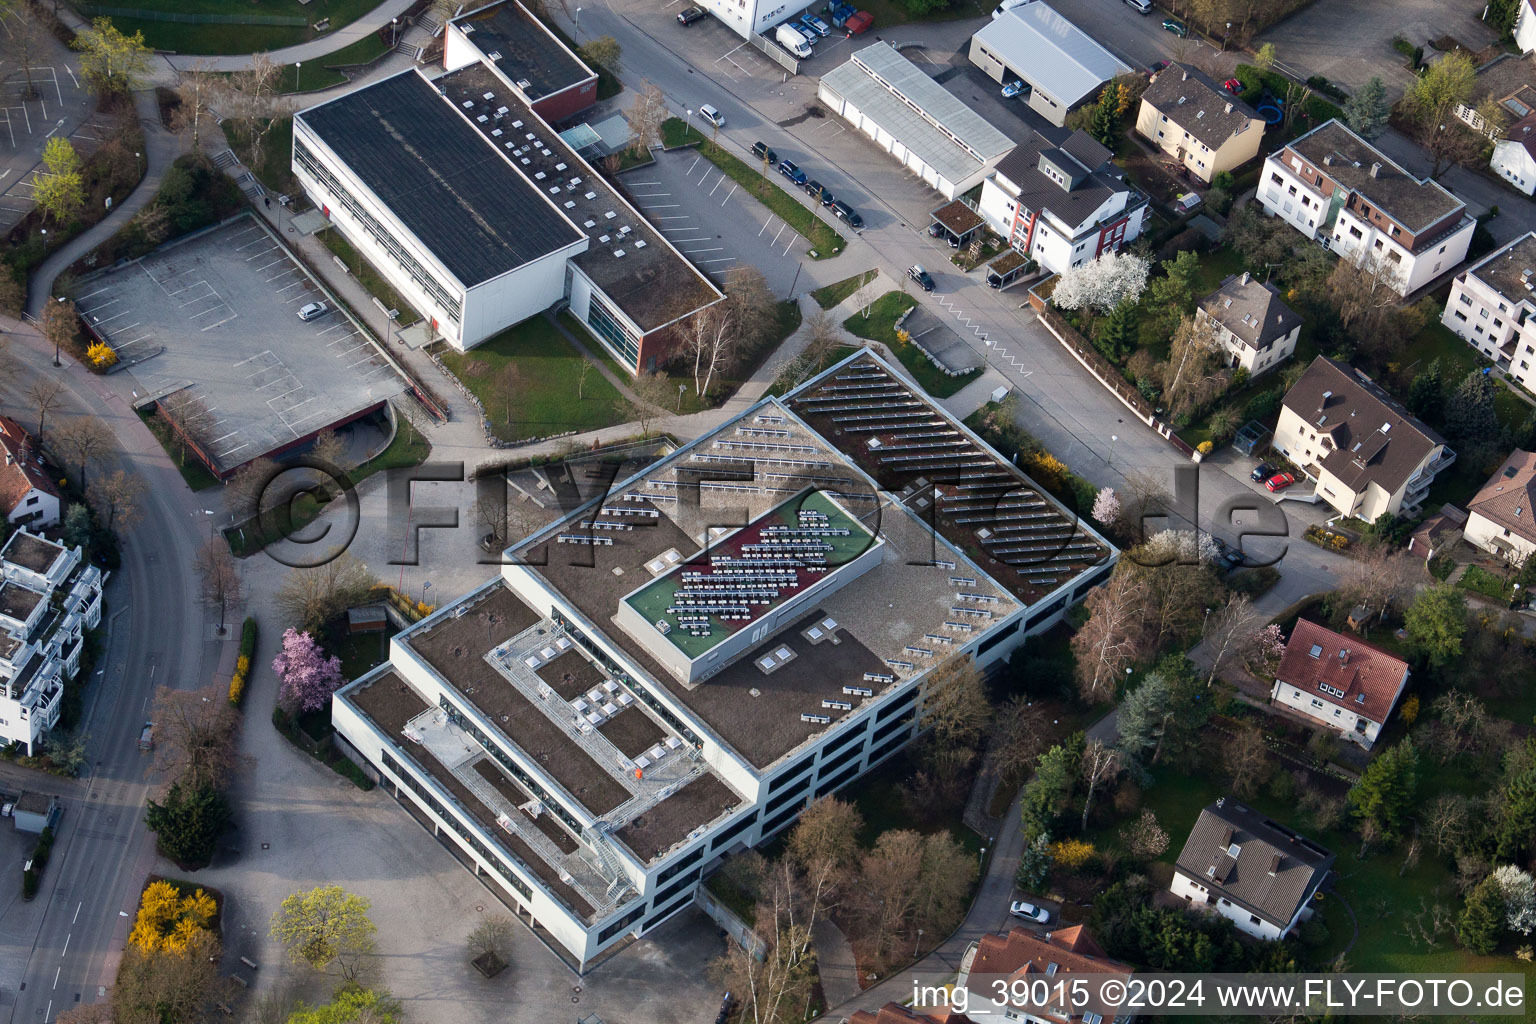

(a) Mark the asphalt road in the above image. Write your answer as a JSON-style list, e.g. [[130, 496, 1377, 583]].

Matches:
[[0, 337, 217, 1024]]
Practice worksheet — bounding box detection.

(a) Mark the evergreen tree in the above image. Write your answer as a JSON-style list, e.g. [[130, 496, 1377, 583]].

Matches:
[[1089, 85, 1120, 146], [1513, 408, 1536, 452], [1342, 77, 1390, 139], [1444, 369, 1506, 467], [1493, 760, 1536, 860], [1020, 739, 1082, 840], [1407, 358, 1444, 420], [1098, 300, 1138, 360], [1348, 739, 1419, 840], [1015, 831, 1054, 890], [1405, 583, 1468, 668], [1457, 875, 1506, 954], [61, 504, 93, 552], [1144, 250, 1200, 338], [145, 781, 231, 868]]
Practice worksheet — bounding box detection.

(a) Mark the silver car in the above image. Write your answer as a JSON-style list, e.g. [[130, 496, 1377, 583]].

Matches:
[[298, 301, 329, 322]]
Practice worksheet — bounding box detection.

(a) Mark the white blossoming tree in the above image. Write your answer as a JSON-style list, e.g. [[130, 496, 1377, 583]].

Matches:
[[1092, 487, 1121, 527], [1492, 864, 1536, 935], [1050, 251, 1150, 314]]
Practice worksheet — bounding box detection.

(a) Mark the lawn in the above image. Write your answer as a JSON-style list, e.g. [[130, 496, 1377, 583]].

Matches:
[[279, 30, 389, 92], [1189, 246, 1247, 297], [323, 625, 388, 680], [660, 119, 844, 260], [1458, 563, 1513, 602], [137, 409, 220, 492], [435, 316, 633, 442], [847, 748, 983, 858], [843, 291, 981, 398], [93, 0, 383, 54], [320, 228, 423, 326], [811, 269, 878, 310], [221, 117, 298, 197], [354, 413, 430, 481]]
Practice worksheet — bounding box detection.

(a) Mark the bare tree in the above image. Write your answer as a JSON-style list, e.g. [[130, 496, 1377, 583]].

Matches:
[[1070, 572, 1147, 703], [988, 696, 1052, 784], [88, 468, 143, 532], [1160, 315, 1227, 422], [1120, 808, 1171, 859], [152, 683, 241, 789], [466, 914, 515, 970], [1336, 545, 1419, 623], [628, 371, 673, 435], [784, 796, 862, 953], [1119, 469, 1172, 541], [709, 866, 817, 1024], [627, 80, 668, 154], [726, 266, 777, 352], [219, 53, 287, 170], [275, 552, 375, 631], [682, 303, 735, 399], [3, 2, 50, 101], [159, 388, 217, 463], [919, 653, 992, 753], [26, 377, 64, 442], [193, 539, 242, 634], [310, 428, 347, 469], [53, 416, 112, 491], [1328, 254, 1403, 351], [1222, 725, 1272, 798], [172, 61, 219, 152], [1280, 80, 1312, 134], [1201, 594, 1264, 686], [1429, 690, 1489, 764], [497, 362, 524, 428], [576, 358, 595, 400], [1079, 739, 1123, 830], [1424, 794, 1470, 854], [226, 456, 280, 524]]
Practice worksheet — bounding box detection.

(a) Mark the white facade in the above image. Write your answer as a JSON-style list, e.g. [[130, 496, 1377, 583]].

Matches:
[[978, 172, 1147, 276], [0, 534, 103, 755], [1202, 311, 1299, 376], [1269, 679, 1397, 748], [1517, 0, 1536, 54], [1272, 401, 1451, 520], [1440, 237, 1536, 391], [4, 488, 59, 531], [1493, 139, 1536, 196], [1169, 870, 1297, 940], [1465, 508, 1536, 563]]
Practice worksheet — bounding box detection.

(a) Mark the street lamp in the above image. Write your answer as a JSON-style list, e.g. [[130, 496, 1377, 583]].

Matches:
[[53, 295, 65, 366], [391, 16, 399, 46], [574, 6, 581, 37], [677, 381, 686, 411], [685, 107, 694, 140], [1223, 21, 1230, 51], [1108, 433, 1118, 468], [296, 61, 302, 91], [421, 580, 432, 606], [914, 928, 923, 957]]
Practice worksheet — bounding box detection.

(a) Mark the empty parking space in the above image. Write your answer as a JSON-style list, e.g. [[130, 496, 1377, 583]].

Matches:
[[0, 49, 104, 229], [75, 215, 405, 475]]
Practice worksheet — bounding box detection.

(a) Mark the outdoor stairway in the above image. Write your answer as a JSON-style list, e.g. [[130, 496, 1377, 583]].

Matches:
[[235, 170, 264, 201], [583, 824, 633, 902], [394, 38, 422, 59], [212, 149, 239, 171]]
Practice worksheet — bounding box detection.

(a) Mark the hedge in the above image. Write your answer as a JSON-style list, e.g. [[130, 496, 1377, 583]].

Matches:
[[21, 825, 56, 900], [228, 617, 257, 707]]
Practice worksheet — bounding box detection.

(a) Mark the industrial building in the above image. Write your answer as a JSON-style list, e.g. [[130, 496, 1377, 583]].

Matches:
[[331, 349, 1116, 969], [819, 43, 1015, 200], [968, 4, 1130, 127], [293, 2, 721, 369]]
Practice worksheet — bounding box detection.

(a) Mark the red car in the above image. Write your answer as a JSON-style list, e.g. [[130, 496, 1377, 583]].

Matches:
[[1223, 78, 1242, 94], [1265, 472, 1296, 492]]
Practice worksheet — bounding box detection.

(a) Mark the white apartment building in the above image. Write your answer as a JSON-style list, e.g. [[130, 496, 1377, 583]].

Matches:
[[1519, 0, 1536, 54], [0, 417, 60, 531], [0, 532, 104, 755], [1196, 271, 1301, 376], [330, 349, 1117, 970], [1258, 120, 1474, 296], [978, 130, 1147, 276], [1442, 231, 1536, 389]]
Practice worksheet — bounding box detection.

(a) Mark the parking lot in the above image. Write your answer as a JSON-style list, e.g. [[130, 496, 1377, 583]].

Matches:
[[0, 25, 100, 229], [620, 147, 814, 295], [74, 215, 405, 475]]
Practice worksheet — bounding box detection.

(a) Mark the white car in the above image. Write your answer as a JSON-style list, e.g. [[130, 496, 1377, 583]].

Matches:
[[699, 104, 725, 128], [297, 301, 329, 322], [1010, 900, 1050, 923]]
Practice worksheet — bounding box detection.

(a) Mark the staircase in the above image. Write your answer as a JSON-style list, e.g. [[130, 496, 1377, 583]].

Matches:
[[234, 170, 264, 201], [583, 824, 633, 903], [212, 149, 239, 171], [394, 38, 422, 60]]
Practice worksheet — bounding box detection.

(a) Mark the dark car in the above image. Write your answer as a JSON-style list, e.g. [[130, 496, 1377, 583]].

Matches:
[[1162, 16, 1188, 36], [1250, 461, 1274, 483], [677, 5, 706, 23], [803, 178, 832, 205], [1149, 59, 1169, 74], [908, 264, 935, 291], [778, 158, 807, 185], [831, 199, 863, 227], [752, 140, 777, 165]]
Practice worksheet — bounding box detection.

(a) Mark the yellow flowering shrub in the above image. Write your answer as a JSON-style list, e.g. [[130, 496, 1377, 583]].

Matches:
[[129, 881, 216, 953], [86, 341, 117, 367]]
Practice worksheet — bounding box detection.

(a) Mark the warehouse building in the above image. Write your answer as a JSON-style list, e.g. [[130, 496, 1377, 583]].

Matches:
[[968, 4, 1130, 127], [332, 349, 1116, 969], [819, 43, 1015, 200], [293, 13, 721, 369]]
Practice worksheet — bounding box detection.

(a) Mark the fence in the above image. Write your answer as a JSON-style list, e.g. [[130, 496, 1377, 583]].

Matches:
[[749, 31, 799, 75], [77, 4, 307, 23]]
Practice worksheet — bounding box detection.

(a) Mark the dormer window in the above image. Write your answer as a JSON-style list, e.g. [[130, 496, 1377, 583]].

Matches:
[[1047, 963, 1059, 975], [1227, 843, 1241, 858]]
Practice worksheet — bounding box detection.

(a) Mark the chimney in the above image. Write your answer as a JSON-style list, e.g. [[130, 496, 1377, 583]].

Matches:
[[1240, 271, 1251, 286], [1370, 162, 1382, 178], [1323, 154, 1333, 166], [1338, 648, 1349, 666], [1268, 853, 1282, 876], [1225, 101, 1233, 114], [1181, 69, 1189, 81]]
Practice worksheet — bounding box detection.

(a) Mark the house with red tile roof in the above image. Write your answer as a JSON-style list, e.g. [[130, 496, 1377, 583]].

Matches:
[[954, 924, 1132, 1024], [0, 417, 60, 530], [849, 1003, 975, 1024], [1270, 619, 1409, 749], [1464, 449, 1536, 565]]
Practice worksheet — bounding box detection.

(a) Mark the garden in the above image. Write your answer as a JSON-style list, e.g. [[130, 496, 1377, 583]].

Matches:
[[83, 0, 384, 55]]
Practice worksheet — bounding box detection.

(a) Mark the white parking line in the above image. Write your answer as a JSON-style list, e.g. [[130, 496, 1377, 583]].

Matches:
[[708, 175, 725, 197], [640, 203, 680, 208], [253, 257, 285, 272], [648, 215, 689, 220], [770, 222, 787, 247], [626, 180, 661, 185], [721, 183, 738, 206], [200, 314, 238, 331], [758, 215, 777, 237], [696, 257, 736, 264], [684, 247, 724, 253], [685, 155, 700, 174]]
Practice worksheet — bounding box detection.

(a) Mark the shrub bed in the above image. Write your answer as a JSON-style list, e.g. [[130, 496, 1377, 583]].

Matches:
[[21, 826, 56, 900], [228, 617, 257, 707]]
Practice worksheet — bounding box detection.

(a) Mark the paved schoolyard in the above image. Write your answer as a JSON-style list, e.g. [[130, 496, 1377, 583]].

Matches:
[[73, 215, 405, 475]]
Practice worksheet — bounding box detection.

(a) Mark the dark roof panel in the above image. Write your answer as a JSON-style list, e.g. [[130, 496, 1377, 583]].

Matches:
[[451, 0, 594, 101]]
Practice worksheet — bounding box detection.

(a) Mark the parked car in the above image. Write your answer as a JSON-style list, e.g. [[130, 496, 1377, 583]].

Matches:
[[1265, 472, 1296, 492], [778, 158, 808, 185], [1148, 59, 1169, 74], [699, 103, 725, 128], [752, 140, 777, 165], [677, 5, 706, 24], [844, 9, 873, 33], [1210, 536, 1244, 570], [831, 199, 863, 227], [1222, 77, 1242, 94], [800, 12, 831, 36], [138, 722, 154, 752], [1001, 79, 1025, 98], [1250, 461, 1275, 483], [1010, 900, 1050, 923], [908, 264, 935, 291], [775, 22, 813, 57], [804, 179, 834, 206], [298, 301, 329, 322], [1162, 16, 1187, 35], [1124, 0, 1152, 11]]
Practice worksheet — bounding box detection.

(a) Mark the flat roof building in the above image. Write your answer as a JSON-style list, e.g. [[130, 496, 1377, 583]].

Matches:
[[332, 349, 1115, 969], [445, 0, 599, 123], [1442, 232, 1536, 392], [819, 43, 1015, 200], [968, 5, 1131, 127]]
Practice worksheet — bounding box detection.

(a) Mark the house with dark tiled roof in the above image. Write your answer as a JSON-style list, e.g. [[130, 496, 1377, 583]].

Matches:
[[1271, 619, 1410, 748], [1170, 799, 1334, 940], [1135, 63, 1265, 183], [0, 417, 60, 530], [1196, 271, 1301, 376], [1273, 356, 1454, 520], [1464, 449, 1536, 564], [955, 924, 1132, 1024]]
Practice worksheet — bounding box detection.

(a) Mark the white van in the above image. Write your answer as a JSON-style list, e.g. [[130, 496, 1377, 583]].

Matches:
[[990, 0, 1035, 18], [775, 22, 813, 58]]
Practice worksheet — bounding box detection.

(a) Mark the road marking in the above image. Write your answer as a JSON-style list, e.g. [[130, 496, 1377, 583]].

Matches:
[[61, 934, 69, 956], [758, 215, 776, 237], [685, 155, 700, 174], [72, 902, 80, 924], [770, 222, 787, 248], [200, 314, 238, 332], [695, 257, 736, 264], [640, 203, 680, 209], [626, 180, 661, 185], [684, 246, 724, 253], [721, 183, 737, 206], [54, 967, 60, 988], [647, 215, 688, 220]]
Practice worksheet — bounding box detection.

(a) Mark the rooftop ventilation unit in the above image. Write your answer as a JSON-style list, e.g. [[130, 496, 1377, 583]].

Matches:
[[614, 249, 626, 258], [634, 240, 647, 248], [482, 91, 495, 101], [487, 51, 502, 60], [516, 79, 532, 90]]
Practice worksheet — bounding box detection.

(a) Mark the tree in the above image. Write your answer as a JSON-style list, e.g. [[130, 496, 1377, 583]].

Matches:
[[1327, 254, 1401, 350], [227, 456, 280, 523], [271, 885, 378, 981], [1119, 469, 1171, 540], [1425, 794, 1470, 854], [152, 683, 241, 789], [74, 17, 153, 95], [1079, 739, 1122, 830], [1335, 545, 1417, 624], [1160, 315, 1227, 423], [1091, 487, 1120, 527], [1097, 300, 1138, 361], [26, 377, 63, 442], [310, 428, 347, 469], [273, 628, 345, 713], [286, 988, 403, 1024], [1050, 251, 1149, 314], [1071, 572, 1146, 703], [1280, 81, 1312, 134], [220, 54, 287, 170], [1348, 739, 1419, 841], [710, 875, 817, 1024], [682, 302, 736, 400], [1490, 864, 1536, 935], [989, 696, 1053, 784], [1120, 808, 1170, 859], [1223, 725, 1273, 798], [88, 468, 144, 532], [1407, 357, 1444, 420], [130, 880, 217, 954], [1342, 76, 1389, 139], [193, 539, 241, 635], [61, 503, 93, 551], [159, 388, 217, 462], [1145, 250, 1200, 338], [4, 1, 50, 101], [1223, 205, 1293, 275], [145, 781, 231, 868], [579, 34, 622, 73], [1404, 583, 1468, 668], [1020, 740, 1080, 840], [628, 80, 668, 154], [173, 63, 219, 152], [1115, 669, 1172, 773], [1458, 875, 1506, 954], [1444, 369, 1506, 469], [913, 830, 978, 937], [1401, 52, 1480, 176], [1491, 759, 1536, 861], [1088, 83, 1121, 145], [1253, 42, 1276, 70], [111, 930, 223, 1024], [467, 914, 515, 971], [1016, 831, 1053, 890], [627, 371, 673, 435], [0, 269, 22, 318], [576, 358, 596, 400], [1428, 690, 1490, 764], [497, 361, 525, 426], [1200, 595, 1264, 686], [275, 552, 375, 632], [53, 417, 112, 491], [920, 654, 991, 753], [34, 137, 85, 223]]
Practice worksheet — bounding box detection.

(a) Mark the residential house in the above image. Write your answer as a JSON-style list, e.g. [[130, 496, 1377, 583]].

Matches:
[[1519, 0, 1536, 54], [1273, 356, 1454, 520], [1271, 618, 1410, 748], [1463, 449, 1536, 564], [1455, 53, 1536, 137], [968, 4, 1131, 127], [1196, 271, 1301, 376], [1135, 64, 1265, 183], [1170, 798, 1334, 940], [1492, 114, 1536, 194], [978, 129, 1148, 276], [1257, 120, 1474, 296], [1408, 505, 1467, 561], [955, 924, 1133, 1024], [1441, 232, 1536, 389], [0, 417, 60, 531]]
